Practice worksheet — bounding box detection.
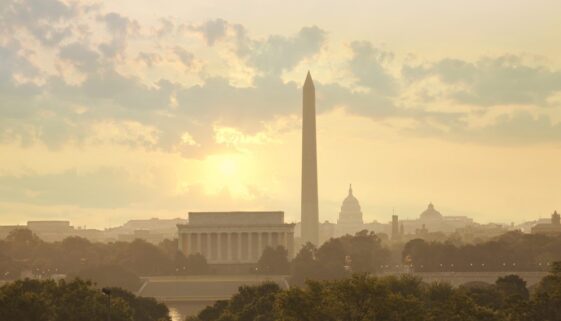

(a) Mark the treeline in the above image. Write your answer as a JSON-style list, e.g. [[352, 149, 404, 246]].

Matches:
[[188, 263, 561, 321], [0, 278, 170, 321], [403, 231, 561, 272], [5, 227, 561, 291], [289, 230, 390, 285], [0, 229, 209, 291], [254, 230, 391, 285]]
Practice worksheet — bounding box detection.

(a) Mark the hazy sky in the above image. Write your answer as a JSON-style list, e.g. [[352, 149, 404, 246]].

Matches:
[[1, 0, 561, 228]]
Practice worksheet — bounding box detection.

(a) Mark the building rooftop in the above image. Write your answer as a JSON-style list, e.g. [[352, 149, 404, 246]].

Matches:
[[420, 203, 443, 220], [187, 211, 285, 226]]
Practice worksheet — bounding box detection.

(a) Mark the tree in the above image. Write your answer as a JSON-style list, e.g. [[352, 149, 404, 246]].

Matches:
[[290, 242, 320, 286], [257, 246, 290, 275], [459, 282, 503, 310], [315, 238, 348, 280], [116, 239, 174, 276], [0, 279, 170, 321], [530, 261, 561, 321], [496, 275, 529, 301], [158, 238, 179, 260], [5, 228, 41, 245], [340, 230, 389, 273], [184, 253, 210, 275], [402, 232, 561, 272], [189, 282, 281, 321], [109, 287, 171, 321]]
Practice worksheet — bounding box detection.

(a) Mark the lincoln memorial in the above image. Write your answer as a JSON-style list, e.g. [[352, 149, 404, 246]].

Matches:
[[177, 211, 295, 264]]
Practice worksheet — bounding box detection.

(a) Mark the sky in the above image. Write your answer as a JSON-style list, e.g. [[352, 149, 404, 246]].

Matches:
[[1, 0, 561, 228]]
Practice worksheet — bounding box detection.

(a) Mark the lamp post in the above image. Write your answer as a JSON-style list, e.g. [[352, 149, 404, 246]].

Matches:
[[102, 288, 111, 321]]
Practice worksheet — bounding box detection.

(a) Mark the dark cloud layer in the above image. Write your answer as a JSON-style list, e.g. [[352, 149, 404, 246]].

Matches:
[[246, 26, 326, 76], [1, 1, 561, 157], [403, 56, 561, 106]]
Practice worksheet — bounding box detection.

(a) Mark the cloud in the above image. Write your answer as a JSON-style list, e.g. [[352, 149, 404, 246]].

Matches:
[[457, 112, 561, 145], [2, 0, 77, 45], [137, 52, 162, 67], [59, 42, 100, 72], [173, 46, 194, 67], [98, 12, 137, 57], [2, 2, 561, 160], [349, 41, 396, 94], [403, 55, 561, 106], [189, 18, 229, 46], [246, 26, 327, 76], [0, 168, 155, 208]]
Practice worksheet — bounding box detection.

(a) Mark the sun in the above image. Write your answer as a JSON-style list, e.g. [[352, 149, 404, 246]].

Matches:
[[217, 156, 239, 177], [199, 154, 254, 199]]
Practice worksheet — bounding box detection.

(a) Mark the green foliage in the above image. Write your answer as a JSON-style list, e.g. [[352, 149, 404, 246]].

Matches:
[[256, 246, 290, 274], [403, 232, 561, 272], [289, 242, 320, 286], [187, 263, 561, 321], [190, 282, 281, 321], [0, 231, 186, 280], [109, 287, 171, 321], [290, 231, 390, 286], [117, 239, 175, 276], [0, 278, 169, 321], [496, 274, 529, 301], [340, 230, 390, 273], [183, 253, 210, 275], [530, 262, 561, 321]]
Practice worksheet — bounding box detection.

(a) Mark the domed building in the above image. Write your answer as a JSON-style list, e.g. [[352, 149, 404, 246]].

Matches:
[[419, 203, 443, 221], [396, 202, 474, 234], [532, 210, 561, 235], [336, 185, 365, 236]]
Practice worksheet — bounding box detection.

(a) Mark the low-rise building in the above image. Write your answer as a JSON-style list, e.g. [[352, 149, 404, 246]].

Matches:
[[532, 211, 561, 235]]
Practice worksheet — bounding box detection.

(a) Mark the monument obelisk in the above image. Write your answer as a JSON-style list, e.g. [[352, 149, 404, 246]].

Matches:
[[301, 71, 319, 245]]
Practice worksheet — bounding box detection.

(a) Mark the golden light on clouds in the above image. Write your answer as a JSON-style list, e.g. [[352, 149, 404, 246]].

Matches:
[[2, 0, 561, 228]]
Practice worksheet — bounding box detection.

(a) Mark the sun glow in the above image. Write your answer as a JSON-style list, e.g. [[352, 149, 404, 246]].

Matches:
[[217, 156, 239, 177], [201, 154, 254, 199]]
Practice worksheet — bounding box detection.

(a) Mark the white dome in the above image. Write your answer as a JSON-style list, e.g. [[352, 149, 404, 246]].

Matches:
[[338, 185, 363, 225]]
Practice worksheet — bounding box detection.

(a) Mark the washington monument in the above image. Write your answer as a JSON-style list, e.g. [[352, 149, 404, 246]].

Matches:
[[301, 71, 319, 245]]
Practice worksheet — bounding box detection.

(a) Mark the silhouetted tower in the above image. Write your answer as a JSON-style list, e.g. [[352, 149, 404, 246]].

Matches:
[[552, 210, 560, 225], [391, 214, 399, 241], [301, 71, 319, 246]]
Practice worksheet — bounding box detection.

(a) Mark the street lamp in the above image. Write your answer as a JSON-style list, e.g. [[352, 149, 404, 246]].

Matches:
[[102, 288, 111, 321]]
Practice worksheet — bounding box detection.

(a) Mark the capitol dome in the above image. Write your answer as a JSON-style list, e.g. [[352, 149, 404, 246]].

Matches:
[[337, 185, 363, 225], [420, 203, 443, 220]]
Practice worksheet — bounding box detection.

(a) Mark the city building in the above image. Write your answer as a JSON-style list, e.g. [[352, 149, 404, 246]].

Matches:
[[26, 221, 73, 242], [391, 215, 400, 241], [107, 217, 186, 243], [335, 185, 364, 237], [177, 211, 295, 264], [532, 211, 561, 235], [399, 203, 475, 234], [319, 221, 336, 244]]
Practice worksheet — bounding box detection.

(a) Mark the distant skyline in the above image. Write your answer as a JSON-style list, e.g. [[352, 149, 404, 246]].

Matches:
[[2, 0, 561, 228]]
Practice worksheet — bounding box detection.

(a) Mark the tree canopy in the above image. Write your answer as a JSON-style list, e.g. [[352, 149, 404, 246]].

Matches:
[[188, 263, 561, 321], [403, 231, 561, 272], [0, 278, 170, 321]]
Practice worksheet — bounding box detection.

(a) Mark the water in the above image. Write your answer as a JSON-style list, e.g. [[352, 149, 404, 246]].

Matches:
[[167, 301, 214, 321]]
